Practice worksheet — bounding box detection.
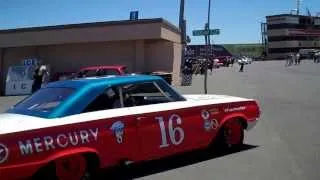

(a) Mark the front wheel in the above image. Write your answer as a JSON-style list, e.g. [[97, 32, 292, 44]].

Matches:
[[33, 154, 92, 180]]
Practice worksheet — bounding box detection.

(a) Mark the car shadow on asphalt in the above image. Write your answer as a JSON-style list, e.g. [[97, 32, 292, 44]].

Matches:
[[96, 144, 258, 180]]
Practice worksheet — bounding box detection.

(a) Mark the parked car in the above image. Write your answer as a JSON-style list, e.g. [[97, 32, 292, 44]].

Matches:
[[76, 65, 128, 78], [0, 75, 260, 179], [50, 72, 76, 82], [50, 66, 128, 82], [238, 56, 252, 64], [299, 49, 319, 59]]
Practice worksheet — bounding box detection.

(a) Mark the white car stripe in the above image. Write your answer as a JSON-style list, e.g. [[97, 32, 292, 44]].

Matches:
[[0, 94, 252, 135]]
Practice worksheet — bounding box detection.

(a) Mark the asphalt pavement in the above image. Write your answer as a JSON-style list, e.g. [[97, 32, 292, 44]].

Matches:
[[1, 60, 320, 180]]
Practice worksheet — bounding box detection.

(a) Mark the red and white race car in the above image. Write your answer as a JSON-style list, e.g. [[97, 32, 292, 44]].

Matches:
[[0, 75, 260, 179]]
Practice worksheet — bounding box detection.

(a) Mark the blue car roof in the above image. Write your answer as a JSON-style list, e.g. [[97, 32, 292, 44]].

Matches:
[[8, 75, 165, 119], [7, 75, 185, 119], [46, 75, 163, 89]]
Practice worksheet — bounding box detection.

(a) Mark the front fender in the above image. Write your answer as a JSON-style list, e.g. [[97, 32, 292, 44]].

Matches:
[[44, 147, 100, 164], [0, 148, 100, 179]]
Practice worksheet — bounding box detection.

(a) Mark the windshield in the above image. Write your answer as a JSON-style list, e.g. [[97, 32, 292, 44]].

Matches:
[[7, 87, 75, 118]]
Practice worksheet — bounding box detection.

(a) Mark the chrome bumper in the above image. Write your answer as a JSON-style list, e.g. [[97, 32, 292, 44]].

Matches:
[[246, 119, 258, 130]]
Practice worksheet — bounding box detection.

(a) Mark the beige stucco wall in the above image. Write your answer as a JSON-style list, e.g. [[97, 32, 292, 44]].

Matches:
[[0, 19, 182, 95], [1, 39, 182, 93], [0, 23, 161, 48], [172, 43, 182, 86], [145, 40, 174, 72]]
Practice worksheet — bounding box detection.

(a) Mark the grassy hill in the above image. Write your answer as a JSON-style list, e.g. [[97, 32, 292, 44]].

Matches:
[[222, 44, 264, 57]]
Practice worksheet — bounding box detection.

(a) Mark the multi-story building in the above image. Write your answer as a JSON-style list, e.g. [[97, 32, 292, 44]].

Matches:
[[266, 14, 320, 59]]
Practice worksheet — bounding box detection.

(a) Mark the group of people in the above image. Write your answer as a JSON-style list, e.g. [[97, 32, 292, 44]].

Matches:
[[183, 57, 237, 75], [286, 52, 301, 66], [286, 51, 320, 66]]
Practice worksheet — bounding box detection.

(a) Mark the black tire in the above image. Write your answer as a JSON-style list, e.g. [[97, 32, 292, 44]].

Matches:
[[32, 155, 93, 180], [213, 120, 244, 151]]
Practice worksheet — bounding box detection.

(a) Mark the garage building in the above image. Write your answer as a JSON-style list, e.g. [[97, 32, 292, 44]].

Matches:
[[0, 18, 182, 95]]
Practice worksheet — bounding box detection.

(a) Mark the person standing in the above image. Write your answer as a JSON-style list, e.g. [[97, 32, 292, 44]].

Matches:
[[230, 57, 235, 67], [316, 52, 320, 63], [239, 59, 244, 72], [296, 52, 301, 65], [208, 59, 213, 75], [31, 63, 48, 93]]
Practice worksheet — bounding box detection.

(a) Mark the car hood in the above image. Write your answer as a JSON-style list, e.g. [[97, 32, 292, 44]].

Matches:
[[0, 113, 47, 135]]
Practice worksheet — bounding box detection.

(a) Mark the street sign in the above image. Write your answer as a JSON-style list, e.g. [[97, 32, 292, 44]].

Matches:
[[192, 29, 220, 36], [130, 11, 139, 20]]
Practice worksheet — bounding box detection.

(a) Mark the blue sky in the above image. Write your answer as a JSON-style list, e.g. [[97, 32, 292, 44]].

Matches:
[[1, 0, 319, 44]]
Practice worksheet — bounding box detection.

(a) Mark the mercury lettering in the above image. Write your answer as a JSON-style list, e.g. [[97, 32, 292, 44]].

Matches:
[[18, 128, 99, 156]]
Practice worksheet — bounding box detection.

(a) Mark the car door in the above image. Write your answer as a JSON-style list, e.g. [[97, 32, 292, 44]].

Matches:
[[119, 81, 206, 160], [79, 87, 140, 164]]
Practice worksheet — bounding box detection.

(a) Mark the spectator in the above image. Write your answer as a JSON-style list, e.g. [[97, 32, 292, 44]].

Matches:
[[230, 57, 235, 67], [31, 62, 49, 93], [296, 52, 301, 65], [294, 52, 300, 65], [239, 59, 245, 72], [315, 52, 320, 63], [208, 59, 213, 75]]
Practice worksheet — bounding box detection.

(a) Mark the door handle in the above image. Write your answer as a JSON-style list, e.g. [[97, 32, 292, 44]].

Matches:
[[137, 116, 147, 120]]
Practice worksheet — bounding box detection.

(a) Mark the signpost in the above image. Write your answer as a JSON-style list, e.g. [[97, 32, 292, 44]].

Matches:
[[130, 11, 139, 20], [192, 27, 221, 94]]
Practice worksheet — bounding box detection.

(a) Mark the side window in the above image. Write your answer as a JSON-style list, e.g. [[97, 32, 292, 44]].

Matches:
[[155, 80, 186, 101], [82, 87, 122, 113], [120, 82, 173, 107]]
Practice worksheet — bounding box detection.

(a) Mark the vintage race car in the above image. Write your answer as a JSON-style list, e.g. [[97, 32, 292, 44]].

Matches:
[[0, 75, 260, 179]]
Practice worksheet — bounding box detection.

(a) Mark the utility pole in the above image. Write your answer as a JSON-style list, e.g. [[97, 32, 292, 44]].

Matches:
[[179, 0, 186, 71], [204, 0, 212, 94]]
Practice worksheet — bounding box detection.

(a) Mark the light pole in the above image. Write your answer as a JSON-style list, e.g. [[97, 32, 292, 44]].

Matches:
[[204, 0, 212, 94]]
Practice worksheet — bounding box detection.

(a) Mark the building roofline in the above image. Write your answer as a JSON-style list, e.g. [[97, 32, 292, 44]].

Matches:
[[0, 18, 180, 34], [266, 14, 320, 19]]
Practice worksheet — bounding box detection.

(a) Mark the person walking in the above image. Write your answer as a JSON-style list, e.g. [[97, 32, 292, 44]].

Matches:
[[239, 59, 244, 72]]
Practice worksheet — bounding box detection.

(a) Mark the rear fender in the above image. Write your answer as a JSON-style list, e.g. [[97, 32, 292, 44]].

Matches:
[[219, 112, 249, 129]]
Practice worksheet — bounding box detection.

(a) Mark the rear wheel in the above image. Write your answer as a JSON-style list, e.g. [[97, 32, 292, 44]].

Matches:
[[215, 120, 244, 150], [33, 154, 92, 180]]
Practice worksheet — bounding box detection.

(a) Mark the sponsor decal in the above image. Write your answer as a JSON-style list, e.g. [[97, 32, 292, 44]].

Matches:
[[110, 121, 125, 144], [18, 128, 99, 156], [204, 119, 219, 131], [209, 108, 219, 115], [201, 110, 210, 120], [0, 143, 9, 164], [224, 106, 246, 113], [201, 110, 219, 131]]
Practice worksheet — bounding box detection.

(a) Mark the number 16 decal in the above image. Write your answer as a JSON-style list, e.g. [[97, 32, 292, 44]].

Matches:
[[156, 114, 185, 148]]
